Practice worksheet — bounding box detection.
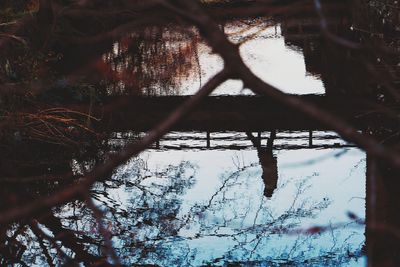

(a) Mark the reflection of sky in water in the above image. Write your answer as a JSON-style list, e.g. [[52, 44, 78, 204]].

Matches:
[[105, 21, 325, 96], [100, 133, 366, 266], [181, 24, 325, 95]]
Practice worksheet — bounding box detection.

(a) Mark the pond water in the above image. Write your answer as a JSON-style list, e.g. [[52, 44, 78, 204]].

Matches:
[[90, 131, 366, 266], [3, 5, 373, 266], [86, 13, 367, 265]]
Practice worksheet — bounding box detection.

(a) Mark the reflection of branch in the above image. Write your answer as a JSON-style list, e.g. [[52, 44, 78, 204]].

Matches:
[[85, 196, 120, 265], [29, 220, 71, 263], [202, 165, 246, 211], [29, 222, 56, 267]]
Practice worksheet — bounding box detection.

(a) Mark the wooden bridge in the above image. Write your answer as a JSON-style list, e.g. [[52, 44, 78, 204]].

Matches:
[[86, 95, 381, 132]]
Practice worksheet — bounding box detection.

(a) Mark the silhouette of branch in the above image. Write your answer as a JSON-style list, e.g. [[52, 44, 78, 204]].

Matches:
[[0, 69, 229, 225]]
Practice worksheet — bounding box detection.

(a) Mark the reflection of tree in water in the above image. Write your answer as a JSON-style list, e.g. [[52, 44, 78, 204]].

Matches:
[[189, 171, 329, 265], [0, 139, 110, 266], [0, 147, 364, 265], [99, 159, 197, 263], [102, 26, 201, 96], [114, 156, 362, 266], [55, 157, 197, 266], [246, 131, 278, 198]]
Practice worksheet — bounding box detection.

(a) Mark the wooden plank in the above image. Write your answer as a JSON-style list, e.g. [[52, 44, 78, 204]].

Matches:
[[68, 95, 386, 132]]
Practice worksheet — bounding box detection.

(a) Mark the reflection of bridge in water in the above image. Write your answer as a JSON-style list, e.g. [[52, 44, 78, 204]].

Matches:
[[108, 129, 354, 200], [109, 131, 354, 151]]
